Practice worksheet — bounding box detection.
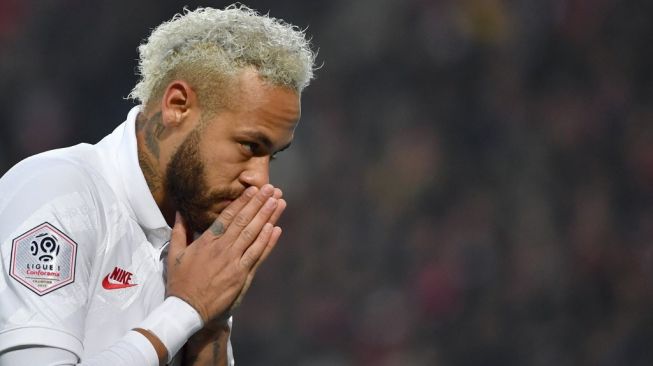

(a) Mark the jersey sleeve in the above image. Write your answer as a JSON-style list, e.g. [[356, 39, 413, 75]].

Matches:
[[0, 155, 107, 359], [0, 330, 160, 365]]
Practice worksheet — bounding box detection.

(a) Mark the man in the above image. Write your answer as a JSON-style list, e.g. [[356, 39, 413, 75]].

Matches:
[[0, 5, 315, 365]]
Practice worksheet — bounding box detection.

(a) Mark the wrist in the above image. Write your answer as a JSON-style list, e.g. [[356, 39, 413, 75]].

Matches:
[[132, 328, 168, 366], [137, 296, 204, 363], [193, 316, 232, 341], [167, 290, 210, 323], [185, 316, 232, 364]]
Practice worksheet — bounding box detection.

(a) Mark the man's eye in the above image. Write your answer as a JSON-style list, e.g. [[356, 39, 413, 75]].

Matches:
[[241, 142, 258, 154]]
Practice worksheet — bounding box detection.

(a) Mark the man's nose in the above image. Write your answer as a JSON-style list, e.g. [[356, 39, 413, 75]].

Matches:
[[238, 156, 270, 188]]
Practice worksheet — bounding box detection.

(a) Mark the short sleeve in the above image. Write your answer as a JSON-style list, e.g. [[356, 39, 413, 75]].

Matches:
[[0, 154, 106, 359]]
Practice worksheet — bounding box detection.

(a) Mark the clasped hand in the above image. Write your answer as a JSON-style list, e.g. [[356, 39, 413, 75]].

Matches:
[[165, 184, 286, 324]]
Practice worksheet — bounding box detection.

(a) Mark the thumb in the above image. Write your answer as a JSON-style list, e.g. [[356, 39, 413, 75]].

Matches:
[[168, 212, 188, 260]]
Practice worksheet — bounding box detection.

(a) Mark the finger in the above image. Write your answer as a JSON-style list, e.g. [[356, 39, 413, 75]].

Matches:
[[215, 186, 259, 230], [240, 227, 282, 302], [240, 223, 274, 269], [228, 226, 281, 314], [198, 186, 260, 242], [168, 212, 188, 263], [207, 218, 226, 237], [267, 199, 287, 226], [220, 184, 275, 243], [251, 226, 282, 274], [231, 196, 278, 254], [272, 188, 283, 199]]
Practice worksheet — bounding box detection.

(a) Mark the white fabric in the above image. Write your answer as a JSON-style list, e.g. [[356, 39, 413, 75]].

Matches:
[[0, 330, 158, 365], [80, 330, 160, 365], [138, 296, 204, 363], [0, 106, 233, 364], [0, 345, 79, 366]]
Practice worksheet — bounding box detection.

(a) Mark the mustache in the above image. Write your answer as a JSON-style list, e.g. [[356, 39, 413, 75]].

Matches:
[[196, 188, 243, 209]]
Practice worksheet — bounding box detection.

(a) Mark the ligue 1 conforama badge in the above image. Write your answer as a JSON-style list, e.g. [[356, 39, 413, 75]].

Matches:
[[9, 222, 77, 296]]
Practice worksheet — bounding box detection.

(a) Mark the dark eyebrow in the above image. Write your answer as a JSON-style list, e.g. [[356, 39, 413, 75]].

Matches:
[[276, 141, 292, 154], [241, 131, 292, 154]]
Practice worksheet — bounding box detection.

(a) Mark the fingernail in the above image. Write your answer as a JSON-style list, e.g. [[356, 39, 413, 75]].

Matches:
[[265, 197, 278, 209], [175, 212, 181, 224], [262, 184, 274, 196]]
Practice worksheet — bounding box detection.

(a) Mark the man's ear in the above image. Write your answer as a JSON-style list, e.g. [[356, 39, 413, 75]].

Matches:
[[160, 80, 198, 128]]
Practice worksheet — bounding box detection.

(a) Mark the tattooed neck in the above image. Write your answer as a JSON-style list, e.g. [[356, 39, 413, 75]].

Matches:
[[136, 112, 164, 195], [137, 111, 165, 158]]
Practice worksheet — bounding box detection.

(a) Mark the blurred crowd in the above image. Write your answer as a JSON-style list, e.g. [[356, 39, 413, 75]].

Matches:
[[2, 0, 653, 365]]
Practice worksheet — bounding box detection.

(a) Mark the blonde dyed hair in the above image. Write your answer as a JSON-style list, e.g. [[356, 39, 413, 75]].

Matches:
[[129, 4, 316, 109]]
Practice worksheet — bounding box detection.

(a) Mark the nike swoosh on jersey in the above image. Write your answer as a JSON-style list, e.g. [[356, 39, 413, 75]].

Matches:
[[102, 274, 138, 290]]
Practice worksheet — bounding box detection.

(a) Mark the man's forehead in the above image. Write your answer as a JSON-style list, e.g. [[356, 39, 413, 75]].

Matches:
[[228, 69, 300, 111]]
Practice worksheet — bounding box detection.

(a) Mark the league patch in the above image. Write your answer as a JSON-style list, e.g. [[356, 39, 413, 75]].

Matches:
[[9, 222, 77, 296]]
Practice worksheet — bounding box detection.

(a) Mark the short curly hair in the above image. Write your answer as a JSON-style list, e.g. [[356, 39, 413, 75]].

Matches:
[[129, 4, 316, 110]]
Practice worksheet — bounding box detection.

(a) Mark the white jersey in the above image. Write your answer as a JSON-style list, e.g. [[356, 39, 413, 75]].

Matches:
[[0, 106, 232, 364]]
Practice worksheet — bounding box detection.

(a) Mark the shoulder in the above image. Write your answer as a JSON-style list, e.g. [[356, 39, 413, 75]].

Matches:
[[2, 145, 100, 193], [0, 145, 120, 209], [0, 146, 115, 243]]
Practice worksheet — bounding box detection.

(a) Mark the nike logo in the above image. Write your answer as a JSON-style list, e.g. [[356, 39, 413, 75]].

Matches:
[[102, 266, 138, 290]]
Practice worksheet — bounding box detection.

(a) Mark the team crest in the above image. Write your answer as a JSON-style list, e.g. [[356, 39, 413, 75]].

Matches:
[[9, 222, 77, 296]]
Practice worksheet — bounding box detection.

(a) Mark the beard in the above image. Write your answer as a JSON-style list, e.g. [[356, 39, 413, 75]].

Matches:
[[165, 127, 240, 234]]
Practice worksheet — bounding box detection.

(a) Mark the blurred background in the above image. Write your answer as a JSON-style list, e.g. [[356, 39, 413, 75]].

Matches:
[[2, 0, 653, 365]]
